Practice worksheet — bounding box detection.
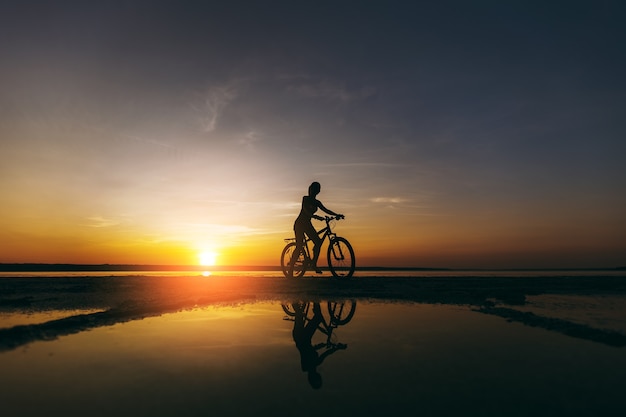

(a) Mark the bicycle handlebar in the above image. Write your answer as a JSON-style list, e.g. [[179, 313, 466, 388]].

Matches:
[[325, 214, 344, 221]]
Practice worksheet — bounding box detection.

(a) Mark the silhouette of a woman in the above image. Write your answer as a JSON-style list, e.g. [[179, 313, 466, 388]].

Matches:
[[289, 182, 342, 275], [292, 302, 325, 389]]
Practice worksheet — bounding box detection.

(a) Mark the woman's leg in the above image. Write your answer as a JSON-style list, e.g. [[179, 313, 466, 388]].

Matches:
[[303, 222, 322, 270], [289, 223, 306, 271]]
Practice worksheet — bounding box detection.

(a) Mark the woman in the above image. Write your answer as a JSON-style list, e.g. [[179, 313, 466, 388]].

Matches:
[[289, 181, 343, 275]]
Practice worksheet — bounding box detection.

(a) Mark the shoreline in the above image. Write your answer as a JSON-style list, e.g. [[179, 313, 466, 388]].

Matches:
[[1, 275, 625, 311]]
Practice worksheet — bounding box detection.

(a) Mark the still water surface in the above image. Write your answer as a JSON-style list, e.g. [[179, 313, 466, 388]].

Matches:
[[1, 301, 624, 416]]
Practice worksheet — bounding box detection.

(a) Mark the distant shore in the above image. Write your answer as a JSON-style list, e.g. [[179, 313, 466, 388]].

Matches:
[[1, 263, 624, 272]]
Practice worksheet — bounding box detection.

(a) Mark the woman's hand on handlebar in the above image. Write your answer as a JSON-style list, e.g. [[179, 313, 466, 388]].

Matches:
[[324, 214, 344, 221]]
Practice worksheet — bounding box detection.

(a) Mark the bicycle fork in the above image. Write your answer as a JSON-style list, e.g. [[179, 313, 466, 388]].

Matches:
[[329, 238, 345, 261]]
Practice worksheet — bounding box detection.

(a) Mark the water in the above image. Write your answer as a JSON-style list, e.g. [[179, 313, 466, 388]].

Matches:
[[1, 300, 625, 416]]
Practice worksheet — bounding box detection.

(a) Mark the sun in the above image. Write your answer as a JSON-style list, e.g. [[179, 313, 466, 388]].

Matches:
[[198, 250, 218, 266]]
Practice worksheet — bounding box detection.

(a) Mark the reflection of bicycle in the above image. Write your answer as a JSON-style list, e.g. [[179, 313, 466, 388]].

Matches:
[[282, 300, 356, 347], [281, 216, 355, 279]]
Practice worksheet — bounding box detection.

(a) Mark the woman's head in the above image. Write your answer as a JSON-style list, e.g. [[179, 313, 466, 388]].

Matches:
[[308, 181, 321, 196], [308, 370, 322, 389]]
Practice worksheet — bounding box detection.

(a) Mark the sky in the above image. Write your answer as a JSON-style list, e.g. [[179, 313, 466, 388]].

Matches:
[[1, 1, 625, 268]]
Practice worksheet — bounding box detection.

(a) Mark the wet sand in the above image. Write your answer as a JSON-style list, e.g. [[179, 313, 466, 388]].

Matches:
[[1, 274, 625, 351], [1, 274, 625, 310], [0, 275, 626, 311]]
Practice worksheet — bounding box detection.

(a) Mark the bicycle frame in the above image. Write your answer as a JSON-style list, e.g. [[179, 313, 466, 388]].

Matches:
[[285, 217, 337, 262]]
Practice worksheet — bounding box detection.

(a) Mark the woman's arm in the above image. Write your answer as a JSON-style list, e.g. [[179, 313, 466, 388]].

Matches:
[[317, 201, 342, 218]]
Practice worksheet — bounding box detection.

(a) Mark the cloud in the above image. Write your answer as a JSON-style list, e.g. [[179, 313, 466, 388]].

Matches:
[[194, 85, 238, 133], [122, 134, 183, 158], [183, 222, 263, 235], [85, 216, 120, 228], [174, 222, 277, 244], [288, 78, 376, 102], [321, 162, 409, 168], [371, 197, 408, 204], [370, 196, 444, 215], [238, 130, 262, 151]]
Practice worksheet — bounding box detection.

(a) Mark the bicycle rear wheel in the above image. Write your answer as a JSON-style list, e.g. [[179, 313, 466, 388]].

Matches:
[[281, 242, 306, 278], [281, 304, 296, 316], [327, 237, 355, 279]]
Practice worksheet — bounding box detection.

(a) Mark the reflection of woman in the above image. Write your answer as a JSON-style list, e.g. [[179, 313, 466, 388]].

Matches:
[[289, 182, 342, 275], [291, 302, 345, 389], [291, 302, 325, 389]]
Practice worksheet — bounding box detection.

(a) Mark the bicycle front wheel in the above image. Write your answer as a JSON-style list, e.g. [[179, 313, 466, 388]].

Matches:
[[281, 242, 306, 278], [328, 300, 357, 325], [327, 237, 355, 279]]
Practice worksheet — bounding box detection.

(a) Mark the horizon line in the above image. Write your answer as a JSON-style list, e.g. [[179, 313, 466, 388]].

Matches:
[[0, 263, 624, 272]]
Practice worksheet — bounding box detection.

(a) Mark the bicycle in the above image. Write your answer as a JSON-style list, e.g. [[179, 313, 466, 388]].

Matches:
[[280, 215, 355, 279], [281, 300, 357, 326], [281, 300, 356, 348]]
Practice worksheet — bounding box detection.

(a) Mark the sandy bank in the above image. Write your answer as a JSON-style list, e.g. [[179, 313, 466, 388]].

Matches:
[[1, 274, 624, 311]]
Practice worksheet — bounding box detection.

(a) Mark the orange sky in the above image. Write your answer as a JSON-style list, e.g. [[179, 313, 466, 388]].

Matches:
[[1, 3, 625, 268], [1, 181, 624, 268]]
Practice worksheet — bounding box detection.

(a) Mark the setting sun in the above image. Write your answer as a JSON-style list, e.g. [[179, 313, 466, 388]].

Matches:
[[198, 251, 218, 266]]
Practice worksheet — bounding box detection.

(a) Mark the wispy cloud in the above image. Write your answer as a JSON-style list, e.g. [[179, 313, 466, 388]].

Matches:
[[320, 162, 410, 168], [371, 197, 408, 204], [288, 78, 376, 102], [369, 196, 444, 215], [183, 222, 263, 235], [122, 134, 183, 158], [176, 222, 274, 242], [238, 130, 262, 151], [84, 216, 120, 228], [194, 85, 238, 133]]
